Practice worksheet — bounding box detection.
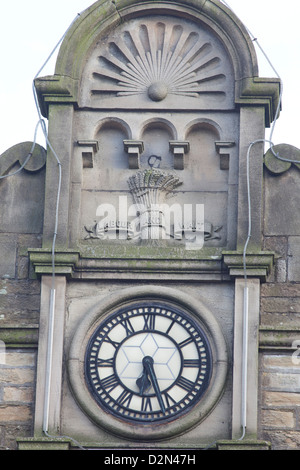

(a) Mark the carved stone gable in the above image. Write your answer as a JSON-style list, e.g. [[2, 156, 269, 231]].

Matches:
[[81, 16, 234, 109], [25, 1, 282, 451]]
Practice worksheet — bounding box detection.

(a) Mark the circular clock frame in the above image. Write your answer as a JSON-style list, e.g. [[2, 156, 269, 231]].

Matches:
[[68, 286, 228, 441]]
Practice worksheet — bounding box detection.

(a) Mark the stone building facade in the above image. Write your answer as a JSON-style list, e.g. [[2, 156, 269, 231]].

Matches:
[[1, 0, 300, 451]]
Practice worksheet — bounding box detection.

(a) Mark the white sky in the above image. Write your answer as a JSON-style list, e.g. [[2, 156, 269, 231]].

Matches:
[[0, 0, 299, 155]]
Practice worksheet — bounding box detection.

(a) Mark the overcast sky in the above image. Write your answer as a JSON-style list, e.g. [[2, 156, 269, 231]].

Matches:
[[0, 0, 299, 155]]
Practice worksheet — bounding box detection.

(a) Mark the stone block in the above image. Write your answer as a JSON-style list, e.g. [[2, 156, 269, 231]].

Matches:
[[264, 171, 300, 236], [217, 440, 271, 450], [263, 372, 300, 392], [288, 237, 300, 281], [263, 391, 300, 407], [17, 437, 71, 451], [0, 405, 32, 422], [0, 368, 35, 386], [262, 430, 300, 450], [261, 410, 295, 429], [3, 387, 34, 404], [0, 235, 17, 279]]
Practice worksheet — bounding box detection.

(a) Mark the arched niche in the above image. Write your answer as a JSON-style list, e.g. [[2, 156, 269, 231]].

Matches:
[[140, 119, 177, 169], [185, 120, 227, 186], [94, 118, 132, 170]]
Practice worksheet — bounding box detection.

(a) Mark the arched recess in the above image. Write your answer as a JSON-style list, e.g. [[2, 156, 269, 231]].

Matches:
[[140, 119, 177, 169], [94, 117, 132, 170], [185, 119, 227, 185]]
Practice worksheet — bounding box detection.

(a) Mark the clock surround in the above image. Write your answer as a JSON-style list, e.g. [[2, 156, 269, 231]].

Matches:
[[68, 286, 228, 441]]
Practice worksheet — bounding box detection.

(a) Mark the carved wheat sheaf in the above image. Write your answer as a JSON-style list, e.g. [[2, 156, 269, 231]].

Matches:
[[91, 21, 226, 101]]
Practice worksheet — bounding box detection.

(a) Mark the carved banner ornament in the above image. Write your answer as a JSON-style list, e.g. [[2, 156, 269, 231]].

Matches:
[[84, 169, 222, 246]]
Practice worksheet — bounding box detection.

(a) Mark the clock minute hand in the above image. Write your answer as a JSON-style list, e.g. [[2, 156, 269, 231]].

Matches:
[[142, 356, 166, 415]]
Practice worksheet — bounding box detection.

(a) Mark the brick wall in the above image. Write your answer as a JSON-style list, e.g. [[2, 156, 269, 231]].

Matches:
[[260, 354, 300, 449], [260, 168, 300, 449], [0, 351, 36, 450], [0, 145, 44, 450]]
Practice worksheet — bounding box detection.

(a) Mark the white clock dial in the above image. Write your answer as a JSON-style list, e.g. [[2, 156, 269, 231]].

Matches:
[[85, 303, 212, 423]]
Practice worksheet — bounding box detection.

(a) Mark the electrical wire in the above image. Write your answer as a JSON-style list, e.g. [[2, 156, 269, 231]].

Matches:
[[0, 120, 42, 179], [2, 0, 296, 450], [30, 11, 86, 451], [219, 0, 300, 442]]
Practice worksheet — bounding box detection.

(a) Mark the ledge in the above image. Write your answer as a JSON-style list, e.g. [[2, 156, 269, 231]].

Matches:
[[29, 247, 230, 281], [34, 75, 79, 118], [0, 327, 39, 348], [17, 437, 71, 451], [259, 326, 300, 351], [222, 251, 275, 281], [236, 77, 281, 127], [28, 248, 275, 282], [216, 439, 271, 450]]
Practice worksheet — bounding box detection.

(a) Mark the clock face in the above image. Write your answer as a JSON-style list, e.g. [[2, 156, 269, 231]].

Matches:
[[85, 302, 212, 423]]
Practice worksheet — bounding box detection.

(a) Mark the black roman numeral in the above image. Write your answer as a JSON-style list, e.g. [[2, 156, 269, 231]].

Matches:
[[178, 336, 194, 349], [163, 392, 177, 408], [143, 314, 156, 331], [101, 374, 119, 393], [166, 320, 175, 334], [141, 396, 153, 412], [116, 390, 133, 408], [97, 358, 114, 367], [183, 359, 199, 368], [177, 376, 195, 392], [120, 317, 135, 336], [103, 335, 120, 349]]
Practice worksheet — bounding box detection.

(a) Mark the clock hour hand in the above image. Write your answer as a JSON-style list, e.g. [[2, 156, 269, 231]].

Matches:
[[141, 356, 166, 415], [136, 366, 152, 395]]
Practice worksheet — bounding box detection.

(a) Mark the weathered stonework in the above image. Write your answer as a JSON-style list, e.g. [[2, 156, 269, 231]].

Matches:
[[3, 0, 300, 451]]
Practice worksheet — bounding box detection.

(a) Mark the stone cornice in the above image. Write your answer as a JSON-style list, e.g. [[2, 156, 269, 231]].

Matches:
[[222, 251, 275, 281], [236, 77, 281, 127], [259, 326, 300, 351], [34, 75, 79, 118], [0, 327, 39, 348], [28, 247, 275, 281], [29, 247, 228, 281]]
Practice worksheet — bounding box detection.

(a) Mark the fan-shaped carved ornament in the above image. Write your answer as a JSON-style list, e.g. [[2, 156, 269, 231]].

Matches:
[[82, 18, 234, 109]]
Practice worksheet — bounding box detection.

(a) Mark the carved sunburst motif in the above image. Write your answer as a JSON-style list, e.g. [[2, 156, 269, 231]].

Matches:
[[91, 21, 227, 101]]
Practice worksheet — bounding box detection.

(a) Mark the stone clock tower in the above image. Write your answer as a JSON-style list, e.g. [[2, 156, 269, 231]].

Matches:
[[17, 0, 281, 450]]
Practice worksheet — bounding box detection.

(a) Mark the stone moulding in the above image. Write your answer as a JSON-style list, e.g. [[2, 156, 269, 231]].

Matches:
[[0, 142, 46, 176], [216, 440, 271, 450], [0, 327, 39, 348], [222, 251, 275, 281], [29, 247, 227, 280], [236, 77, 281, 128], [28, 248, 274, 281], [17, 437, 71, 451], [34, 75, 78, 118], [259, 327, 300, 351], [34, 0, 280, 124], [264, 143, 300, 175]]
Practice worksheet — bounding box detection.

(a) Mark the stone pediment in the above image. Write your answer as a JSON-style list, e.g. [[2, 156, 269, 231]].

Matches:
[[80, 16, 235, 110]]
